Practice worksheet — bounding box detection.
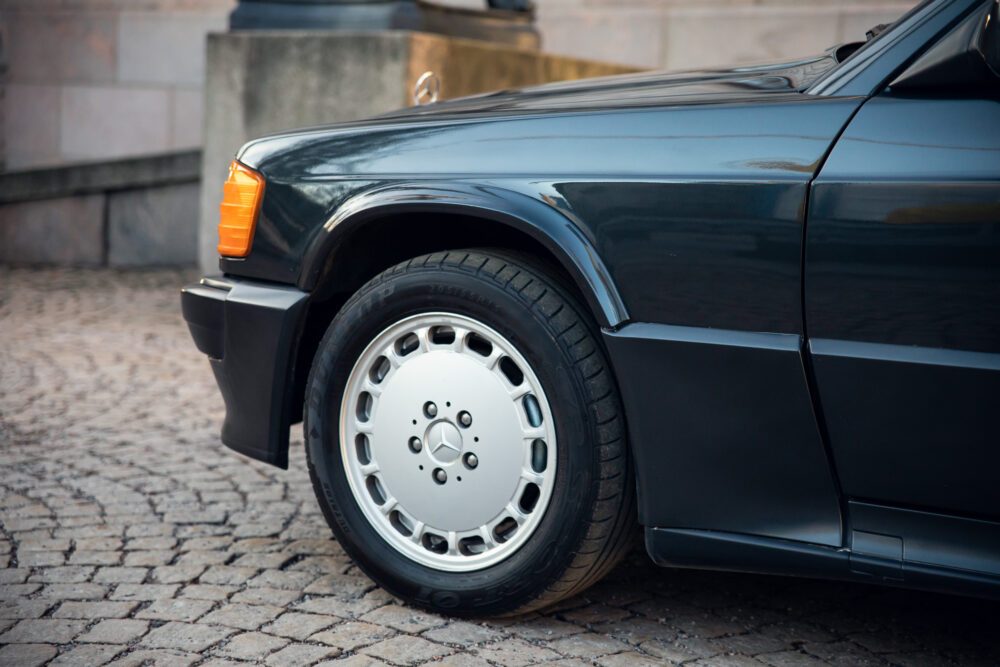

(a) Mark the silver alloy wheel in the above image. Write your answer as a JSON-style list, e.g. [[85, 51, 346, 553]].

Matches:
[[339, 312, 557, 571]]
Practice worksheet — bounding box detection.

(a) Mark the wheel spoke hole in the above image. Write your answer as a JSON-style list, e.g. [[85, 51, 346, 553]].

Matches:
[[389, 510, 413, 537], [493, 517, 518, 543], [395, 332, 419, 357], [522, 394, 543, 428], [465, 332, 493, 357], [365, 476, 386, 505], [531, 439, 547, 473], [430, 326, 456, 345], [355, 434, 372, 465], [459, 536, 486, 556], [369, 355, 390, 384], [356, 392, 373, 423], [499, 356, 524, 386], [422, 532, 448, 554], [519, 483, 540, 514]]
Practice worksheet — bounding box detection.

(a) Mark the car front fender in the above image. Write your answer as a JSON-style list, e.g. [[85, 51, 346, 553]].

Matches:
[[297, 181, 630, 330]]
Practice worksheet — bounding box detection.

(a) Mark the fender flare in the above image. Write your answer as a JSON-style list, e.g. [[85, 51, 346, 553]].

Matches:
[[297, 182, 629, 329]]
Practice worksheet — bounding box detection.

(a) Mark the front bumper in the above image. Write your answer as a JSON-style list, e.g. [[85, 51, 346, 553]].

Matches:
[[181, 276, 308, 469]]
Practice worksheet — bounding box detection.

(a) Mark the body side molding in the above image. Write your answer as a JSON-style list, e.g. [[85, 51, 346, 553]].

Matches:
[[810, 338, 1000, 372]]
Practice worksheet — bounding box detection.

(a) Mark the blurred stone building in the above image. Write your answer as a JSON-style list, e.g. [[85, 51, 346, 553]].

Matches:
[[1, 0, 912, 171], [0, 0, 914, 268], [1, 0, 231, 171], [535, 0, 912, 71]]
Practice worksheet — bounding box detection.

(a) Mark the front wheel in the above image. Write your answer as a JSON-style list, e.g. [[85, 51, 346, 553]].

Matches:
[[304, 249, 634, 616]]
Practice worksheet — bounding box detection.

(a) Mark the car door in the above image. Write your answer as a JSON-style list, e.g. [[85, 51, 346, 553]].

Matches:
[[805, 0, 1000, 531]]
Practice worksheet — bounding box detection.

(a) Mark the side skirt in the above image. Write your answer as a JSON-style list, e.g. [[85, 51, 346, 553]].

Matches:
[[646, 522, 1000, 600], [645, 527, 849, 580]]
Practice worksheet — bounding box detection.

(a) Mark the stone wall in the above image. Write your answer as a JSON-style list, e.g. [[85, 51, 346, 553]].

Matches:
[[434, 0, 916, 69], [0, 151, 200, 266], [0, 0, 234, 171]]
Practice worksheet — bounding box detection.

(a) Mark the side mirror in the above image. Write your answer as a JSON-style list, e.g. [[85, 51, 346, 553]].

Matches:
[[892, 1, 999, 91]]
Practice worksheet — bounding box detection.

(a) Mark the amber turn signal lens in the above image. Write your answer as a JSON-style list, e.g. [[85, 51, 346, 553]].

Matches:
[[217, 161, 264, 258]]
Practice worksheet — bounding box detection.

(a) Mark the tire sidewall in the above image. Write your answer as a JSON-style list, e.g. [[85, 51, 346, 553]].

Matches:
[[305, 263, 599, 615]]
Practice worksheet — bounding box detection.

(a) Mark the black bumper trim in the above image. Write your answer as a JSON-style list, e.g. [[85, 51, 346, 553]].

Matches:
[[181, 276, 308, 469], [181, 281, 229, 359]]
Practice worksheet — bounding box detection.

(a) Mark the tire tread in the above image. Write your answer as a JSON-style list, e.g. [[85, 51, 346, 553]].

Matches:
[[310, 248, 636, 616]]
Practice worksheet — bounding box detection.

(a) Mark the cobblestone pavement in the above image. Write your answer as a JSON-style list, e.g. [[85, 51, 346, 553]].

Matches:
[[1, 267, 999, 667]]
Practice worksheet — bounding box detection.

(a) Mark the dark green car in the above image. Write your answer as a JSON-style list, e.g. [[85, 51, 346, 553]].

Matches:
[[183, 0, 1000, 615]]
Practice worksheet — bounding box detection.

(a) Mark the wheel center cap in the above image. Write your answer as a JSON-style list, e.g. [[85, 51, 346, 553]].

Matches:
[[425, 420, 463, 464]]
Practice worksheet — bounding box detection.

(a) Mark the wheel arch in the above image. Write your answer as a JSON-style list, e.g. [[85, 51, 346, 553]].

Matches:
[[288, 185, 630, 430], [298, 184, 628, 329]]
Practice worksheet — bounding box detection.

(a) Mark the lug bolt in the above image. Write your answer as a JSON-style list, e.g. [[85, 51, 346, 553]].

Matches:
[[424, 401, 437, 418], [464, 453, 478, 469], [458, 411, 472, 427], [434, 468, 447, 484], [408, 437, 422, 453]]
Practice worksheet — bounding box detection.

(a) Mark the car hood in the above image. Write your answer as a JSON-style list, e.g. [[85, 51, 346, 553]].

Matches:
[[378, 53, 838, 119], [238, 52, 840, 168]]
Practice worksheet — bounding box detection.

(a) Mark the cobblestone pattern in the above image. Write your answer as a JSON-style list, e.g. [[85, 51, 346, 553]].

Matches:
[[1, 268, 999, 666]]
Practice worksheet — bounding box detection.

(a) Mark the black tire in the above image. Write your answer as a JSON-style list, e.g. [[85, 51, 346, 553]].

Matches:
[[304, 249, 635, 616]]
